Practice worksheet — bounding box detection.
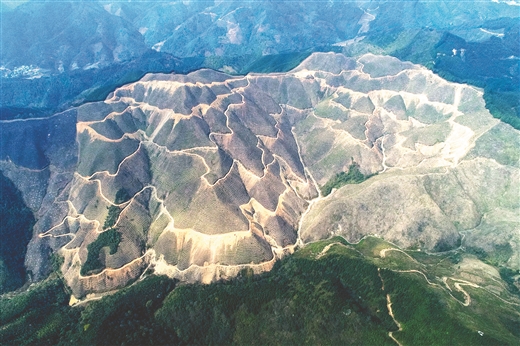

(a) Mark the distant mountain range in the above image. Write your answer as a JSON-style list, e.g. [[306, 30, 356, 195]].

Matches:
[[1, 0, 518, 125]]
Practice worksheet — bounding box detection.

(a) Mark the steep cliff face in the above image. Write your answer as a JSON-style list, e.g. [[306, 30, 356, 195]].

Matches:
[[1, 53, 518, 298]]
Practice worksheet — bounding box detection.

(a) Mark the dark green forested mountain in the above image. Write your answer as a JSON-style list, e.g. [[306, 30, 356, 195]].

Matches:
[[0, 172, 35, 294], [1, 238, 519, 345]]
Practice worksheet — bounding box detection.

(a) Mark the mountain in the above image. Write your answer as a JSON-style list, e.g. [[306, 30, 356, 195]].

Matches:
[[1, 0, 518, 127], [1, 1, 520, 344], [2, 52, 518, 299]]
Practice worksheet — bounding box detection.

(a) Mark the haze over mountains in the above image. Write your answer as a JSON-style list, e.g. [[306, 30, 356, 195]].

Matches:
[[1, 0, 518, 124]]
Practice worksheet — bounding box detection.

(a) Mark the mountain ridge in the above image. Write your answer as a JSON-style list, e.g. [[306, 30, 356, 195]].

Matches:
[[2, 0, 518, 128], [1, 52, 517, 298]]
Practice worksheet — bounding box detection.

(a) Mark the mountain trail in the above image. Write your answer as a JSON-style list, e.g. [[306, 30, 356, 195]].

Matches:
[[452, 280, 478, 306], [380, 134, 389, 172], [84, 141, 144, 180], [392, 269, 440, 287], [314, 241, 351, 259], [379, 247, 418, 263], [386, 294, 403, 346], [377, 267, 385, 291]]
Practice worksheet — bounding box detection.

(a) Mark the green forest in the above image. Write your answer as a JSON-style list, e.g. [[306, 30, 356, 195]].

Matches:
[[0, 171, 35, 294], [80, 229, 121, 276], [321, 162, 373, 196], [1, 237, 518, 345]]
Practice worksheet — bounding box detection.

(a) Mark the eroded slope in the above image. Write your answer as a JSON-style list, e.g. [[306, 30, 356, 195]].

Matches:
[[2, 53, 518, 298]]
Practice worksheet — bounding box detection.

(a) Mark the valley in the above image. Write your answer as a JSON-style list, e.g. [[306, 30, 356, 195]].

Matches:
[[1, 1, 518, 127]]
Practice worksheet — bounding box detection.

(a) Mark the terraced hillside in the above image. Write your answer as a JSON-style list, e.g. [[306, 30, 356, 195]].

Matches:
[[1, 53, 518, 299]]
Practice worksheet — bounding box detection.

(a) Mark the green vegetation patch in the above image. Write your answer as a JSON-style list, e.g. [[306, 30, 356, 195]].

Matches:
[[466, 243, 514, 268], [102, 205, 120, 230], [0, 277, 76, 345], [354, 236, 396, 257], [155, 249, 396, 346], [486, 243, 514, 267], [499, 267, 520, 296], [321, 162, 373, 196], [243, 51, 313, 74], [456, 285, 520, 345], [80, 229, 121, 276], [381, 270, 506, 345], [71, 275, 177, 346], [82, 189, 129, 275], [2, 238, 520, 345], [297, 236, 351, 258], [483, 90, 520, 130], [102, 189, 130, 230]]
